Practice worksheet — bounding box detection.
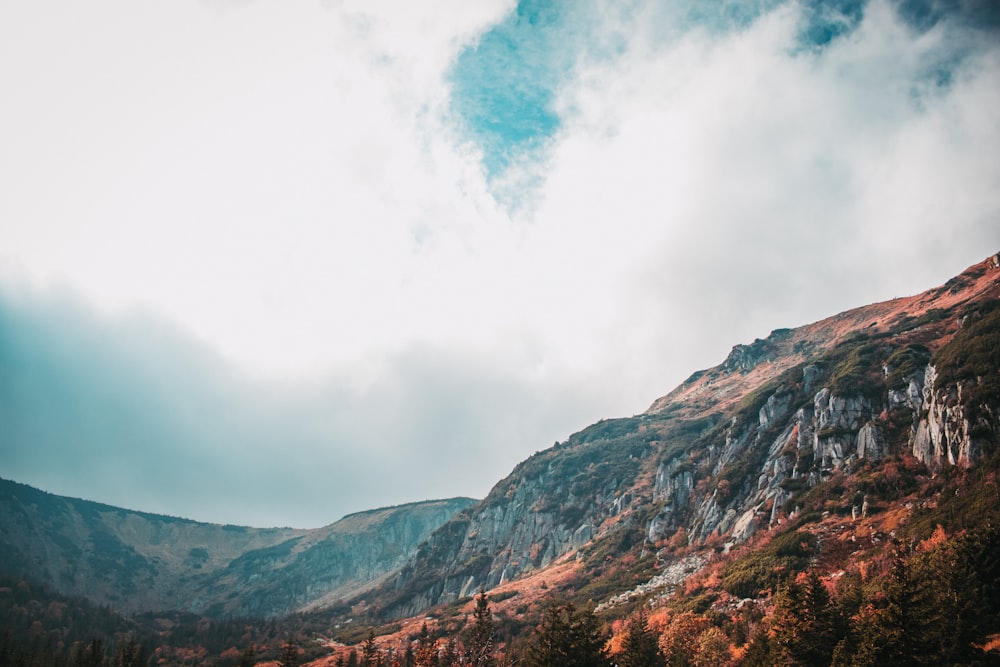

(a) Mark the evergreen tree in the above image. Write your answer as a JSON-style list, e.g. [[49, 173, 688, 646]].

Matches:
[[110, 636, 146, 667], [851, 543, 937, 666], [279, 639, 299, 667], [525, 602, 611, 667], [361, 631, 380, 667], [73, 638, 106, 667], [468, 591, 495, 667], [346, 648, 360, 667], [439, 638, 457, 667], [617, 609, 666, 667], [771, 572, 838, 666], [739, 627, 772, 667], [415, 623, 438, 667], [923, 524, 1000, 664], [238, 645, 256, 667]]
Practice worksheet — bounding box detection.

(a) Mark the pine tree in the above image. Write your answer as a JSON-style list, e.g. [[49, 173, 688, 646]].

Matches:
[[279, 639, 299, 667], [110, 636, 146, 667], [362, 630, 380, 667], [238, 645, 256, 667], [617, 609, 666, 667], [415, 623, 438, 667], [525, 602, 611, 667], [74, 638, 105, 667], [851, 543, 937, 666], [739, 627, 772, 667], [439, 638, 457, 667], [771, 572, 838, 666], [468, 591, 495, 667]]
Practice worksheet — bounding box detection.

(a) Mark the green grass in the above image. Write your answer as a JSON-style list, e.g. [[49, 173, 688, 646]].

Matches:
[[933, 301, 1000, 422]]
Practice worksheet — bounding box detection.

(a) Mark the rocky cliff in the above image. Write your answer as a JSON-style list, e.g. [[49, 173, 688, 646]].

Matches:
[[372, 253, 1000, 619], [0, 478, 474, 617]]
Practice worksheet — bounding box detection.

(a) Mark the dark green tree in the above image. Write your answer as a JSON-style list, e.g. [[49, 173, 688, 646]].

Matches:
[[851, 544, 937, 666], [468, 591, 495, 667], [361, 631, 380, 667], [110, 636, 146, 667], [739, 626, 772, 667], [238, 645, 256, 667], [439, 638, 457, 667], [415, 623, 437, 667], [771, 572, 838, 666], [617, 609, 666, 667], [525, 602, 611, 667], [279, 638, 299, 667], [73, 638, 105, 667]]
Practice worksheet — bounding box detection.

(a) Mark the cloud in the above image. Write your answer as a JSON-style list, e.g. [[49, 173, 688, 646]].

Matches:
[[0, 281, 611, 527], [515, 0, 1000, 363]]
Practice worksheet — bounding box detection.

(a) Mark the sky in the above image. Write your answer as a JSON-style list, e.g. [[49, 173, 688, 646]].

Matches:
[[1, 0, 998, 528]]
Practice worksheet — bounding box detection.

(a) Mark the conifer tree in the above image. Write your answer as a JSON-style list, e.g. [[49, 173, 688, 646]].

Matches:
[[771, 572, 838, 665], [692, 626, 729, 667], [415, 623, 438, 667], [74, 638, 105, 667], [279, 638, 299, 667], [361, 631, 380, 667], [617, 608, 666, 667], [525, 602, 611, 667], [739, 627, 772, 667], [468, 591, 495, 667], [439, 638, 457, 667], [851, 543, 937, 666]]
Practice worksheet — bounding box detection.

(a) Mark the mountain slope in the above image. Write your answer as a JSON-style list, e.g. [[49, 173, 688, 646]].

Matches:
[[0, 478, 474, 617], [362, 253, 1000, 620]]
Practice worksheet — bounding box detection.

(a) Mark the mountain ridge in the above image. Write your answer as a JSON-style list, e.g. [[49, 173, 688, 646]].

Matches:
[[351, 251, 1000, 620], [0, 476, 475, 618]]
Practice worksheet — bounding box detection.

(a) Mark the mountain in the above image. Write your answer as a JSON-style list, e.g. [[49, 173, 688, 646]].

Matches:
[[353, 253, 1000, 620], [3, 253, 999, 655], [0, 478, 474, 618]]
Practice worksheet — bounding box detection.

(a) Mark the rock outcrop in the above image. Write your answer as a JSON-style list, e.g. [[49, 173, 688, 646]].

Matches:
[[366, 254, 1000, 619]]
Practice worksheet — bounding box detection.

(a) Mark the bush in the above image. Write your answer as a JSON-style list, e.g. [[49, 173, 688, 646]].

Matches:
[[721, 531, 817, 599]]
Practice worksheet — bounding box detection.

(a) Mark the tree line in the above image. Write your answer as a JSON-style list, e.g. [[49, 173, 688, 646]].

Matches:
[[5, 517, 998, 666]]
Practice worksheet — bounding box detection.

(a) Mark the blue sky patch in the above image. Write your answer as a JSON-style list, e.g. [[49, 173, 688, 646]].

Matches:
[[449, 0, 587, 181]]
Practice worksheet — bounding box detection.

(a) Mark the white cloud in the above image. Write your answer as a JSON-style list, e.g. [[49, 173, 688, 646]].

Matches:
[[1, 0, 998, 526]]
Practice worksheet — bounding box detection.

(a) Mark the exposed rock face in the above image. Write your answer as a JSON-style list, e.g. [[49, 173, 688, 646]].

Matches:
[[365, 254, 1000, 620], [724, 338, 775, 372], [911, 365, 988, 469], [856, 422, 886, 461], [0, 478, 473, 617], [647, 458, 695, 542]]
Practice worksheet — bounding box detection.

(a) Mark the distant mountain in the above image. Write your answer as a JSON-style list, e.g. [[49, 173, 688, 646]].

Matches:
[[0, 478, 474, 617], [354, 253, 1000, 621]]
